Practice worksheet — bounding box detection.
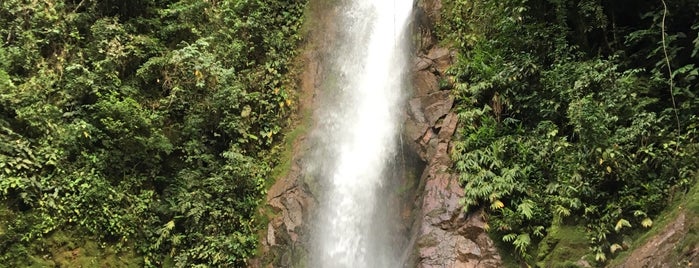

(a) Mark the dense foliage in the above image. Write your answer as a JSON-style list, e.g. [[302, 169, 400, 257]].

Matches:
[[442, 0, 699, 264], [0, 0, 306, 266]]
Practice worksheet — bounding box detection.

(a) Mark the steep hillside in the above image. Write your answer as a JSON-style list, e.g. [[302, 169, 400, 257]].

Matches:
[[612, 174, 699, 267], [0, 0, 306, 266], [437, 0, 699, 266]]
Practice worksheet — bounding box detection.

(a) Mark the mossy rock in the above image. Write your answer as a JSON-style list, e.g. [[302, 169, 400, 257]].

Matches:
[[536, 224, 590, 268]]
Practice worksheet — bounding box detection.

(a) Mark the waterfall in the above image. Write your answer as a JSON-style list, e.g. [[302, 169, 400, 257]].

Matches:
[[311, 0, 413, 267]]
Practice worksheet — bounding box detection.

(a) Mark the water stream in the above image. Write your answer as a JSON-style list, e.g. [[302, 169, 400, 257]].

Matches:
[[311, 1, 413, 267]]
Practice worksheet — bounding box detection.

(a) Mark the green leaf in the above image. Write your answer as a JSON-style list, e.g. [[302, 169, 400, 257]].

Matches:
[[517, 199, 535, 219], [241, 105, 252, 117], [641, 218, 653, 228], [595, 252, 607, 262], [513, 233, 531, 255], [165, 220, 175, 230], [553, 204, 571, 217], [502, 233, 517, 242], [532, 226, 545, 237]]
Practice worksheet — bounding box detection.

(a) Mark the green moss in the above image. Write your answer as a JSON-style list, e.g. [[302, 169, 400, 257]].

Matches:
[[254, 71, 314, 262], [253, 0, 316, 258], [0, 224, 142, 267], [681, 180, 699, 255], [29, 230, 142, 268], [498, 252, 522, 268], [290, 244, 309, 268], [395, 176, 417, 196], [536, 224, 590, 268], [268, 108, 311, 187], [686, 177, 699, 214], [674, 175, 699, 260], [395, 162, 422, 196], [303, 173, 321, 198], [0, 204, 9, 236], [672, 178, 699, 250]]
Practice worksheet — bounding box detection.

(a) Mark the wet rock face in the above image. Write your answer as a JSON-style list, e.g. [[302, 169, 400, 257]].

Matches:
[[256, 73, 318, 267], [266, 172, 313, 248], [263, 168, 315, 267], [403, 0, 503, 267], [252, 5, 330, 264], [404, 49, 502, 267]]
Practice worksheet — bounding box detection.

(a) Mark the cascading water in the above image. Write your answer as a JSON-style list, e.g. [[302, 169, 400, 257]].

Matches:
[[310, 0, 413, 267]]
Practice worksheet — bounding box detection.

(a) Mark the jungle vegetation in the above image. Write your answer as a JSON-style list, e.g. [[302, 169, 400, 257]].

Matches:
[[0, 0, 306, 266], [442, 0, 699, 265], [2, 0, 699, 267]]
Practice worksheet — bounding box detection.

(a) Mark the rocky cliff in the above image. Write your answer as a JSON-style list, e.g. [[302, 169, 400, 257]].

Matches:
[[252, 2, 333, 267], [401, 1, 502, 267], [254, 1, 503, 267]]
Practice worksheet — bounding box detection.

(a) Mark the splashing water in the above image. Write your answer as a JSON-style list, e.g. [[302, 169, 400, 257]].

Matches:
[[311, 0, 413, 267]]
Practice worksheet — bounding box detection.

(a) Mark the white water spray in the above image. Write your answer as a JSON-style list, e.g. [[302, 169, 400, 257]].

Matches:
[[312, 0, 413, 267]]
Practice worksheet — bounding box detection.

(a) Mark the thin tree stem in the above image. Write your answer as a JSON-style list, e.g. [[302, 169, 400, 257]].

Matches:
[[661, 0, 681, 151]]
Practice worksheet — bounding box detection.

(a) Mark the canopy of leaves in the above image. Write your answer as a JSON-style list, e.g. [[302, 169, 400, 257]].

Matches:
[[0, 0, 306, 266]]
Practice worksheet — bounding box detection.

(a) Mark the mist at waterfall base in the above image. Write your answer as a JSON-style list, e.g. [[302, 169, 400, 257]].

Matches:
[[308, 1, 413, 267]]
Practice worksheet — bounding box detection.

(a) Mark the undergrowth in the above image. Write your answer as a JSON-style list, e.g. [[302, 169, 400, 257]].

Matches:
[[439, 0, 699, 265]]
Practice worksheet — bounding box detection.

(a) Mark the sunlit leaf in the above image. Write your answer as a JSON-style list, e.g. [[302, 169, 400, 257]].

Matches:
[[633, 210, 647, 217], [615, 219, 631, 232], [491, 200, 505, 210], [610, 243, 623, 254], [595, 252, 607, 262]]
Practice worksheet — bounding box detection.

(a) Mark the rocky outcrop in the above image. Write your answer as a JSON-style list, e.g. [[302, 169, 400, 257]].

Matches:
[[403, 46, 502, 268], [255, 0, 503, 267], [402, 0, 503, 267], [614, 208, 699, 268], [252, 2, 336, 267], [616, 211, 688, 268], [261, 154, 316, 267]]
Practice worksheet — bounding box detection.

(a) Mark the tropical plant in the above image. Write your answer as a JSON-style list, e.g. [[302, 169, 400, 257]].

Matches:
[[443, 0, 699, 264], [0, 0, 307, 266]]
